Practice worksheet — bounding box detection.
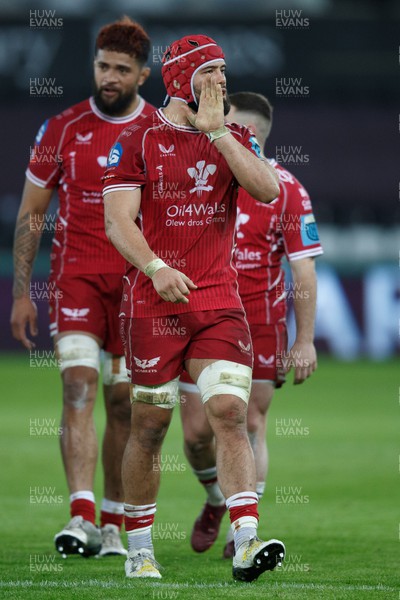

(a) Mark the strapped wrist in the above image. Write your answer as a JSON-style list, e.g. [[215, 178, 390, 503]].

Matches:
[[206, 125, 229, 143], [144, 258, 170, 279]]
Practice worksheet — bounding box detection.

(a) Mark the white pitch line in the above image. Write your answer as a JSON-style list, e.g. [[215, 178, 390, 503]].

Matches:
[[0, 580, 396, 593]]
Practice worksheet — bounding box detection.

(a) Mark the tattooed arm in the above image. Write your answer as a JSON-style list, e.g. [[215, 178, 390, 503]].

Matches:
[[11, 179, 53, 349]]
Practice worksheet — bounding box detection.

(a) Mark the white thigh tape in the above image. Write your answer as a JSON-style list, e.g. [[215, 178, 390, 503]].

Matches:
[[196, 360, 252, 404], [103, 352, 129, 385], [55, 334, 100, 373], [131, 377, 180, 409]]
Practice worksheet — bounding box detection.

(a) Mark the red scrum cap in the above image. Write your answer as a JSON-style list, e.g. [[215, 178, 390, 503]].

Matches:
[[161, 34, 225, 105]]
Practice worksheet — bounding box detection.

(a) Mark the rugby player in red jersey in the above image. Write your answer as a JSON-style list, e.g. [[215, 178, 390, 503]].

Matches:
[[11, 17, 154, 558], [103, 35, 285, 582], [179, 92, 323, 557]]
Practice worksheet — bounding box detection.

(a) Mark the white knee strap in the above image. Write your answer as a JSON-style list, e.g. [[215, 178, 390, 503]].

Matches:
[[196, 360, 252, 404], [55, 334, 100, 373], [103, 352, 129, 385], [131, 377, 180, 410]]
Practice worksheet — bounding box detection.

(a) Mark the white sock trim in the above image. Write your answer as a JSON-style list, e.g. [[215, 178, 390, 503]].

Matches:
[[101, 498, 124, 514], [70, 491, 95, 503], [124, 503, 157, 518], [193, 466, 217, 482], [226, 491, 258, 509]]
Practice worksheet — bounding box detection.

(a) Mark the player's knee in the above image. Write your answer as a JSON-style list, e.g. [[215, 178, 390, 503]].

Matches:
[[106, 388, 131, 425], [185, 440, 212, 459], [133, 412, 171, 452], [184, 432, 214, 459], [208, 395, 247, 431], [62, 370, 97, 410], [196, 361, 252, 405], [143, 423, 169, 449]]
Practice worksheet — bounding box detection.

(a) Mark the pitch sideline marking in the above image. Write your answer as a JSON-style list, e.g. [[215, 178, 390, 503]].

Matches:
[[0, 580, 396, 593]]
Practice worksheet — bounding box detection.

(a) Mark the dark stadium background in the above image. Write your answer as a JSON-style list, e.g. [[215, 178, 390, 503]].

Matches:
[[0, 0, 398, 359]]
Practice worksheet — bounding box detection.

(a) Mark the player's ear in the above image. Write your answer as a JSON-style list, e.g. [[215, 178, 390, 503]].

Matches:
[[138, 67, 151, 87]]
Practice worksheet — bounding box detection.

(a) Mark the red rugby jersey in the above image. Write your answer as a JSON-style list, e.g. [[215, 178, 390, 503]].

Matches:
[[235, 160, 323, 325], [26, 96, 155, 278], [103, 108, 262, 317]]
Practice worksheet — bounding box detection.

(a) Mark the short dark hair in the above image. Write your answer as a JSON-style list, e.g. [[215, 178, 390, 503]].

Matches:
[[95, 16, 150, 64], [229, 92, 273, 124]]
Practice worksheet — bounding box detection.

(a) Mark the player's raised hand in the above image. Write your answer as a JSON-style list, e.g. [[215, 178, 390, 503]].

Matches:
[[10, 296, 38, 350], [182, 75, 224, 133], [152, 267, 197, 304], [284, 341, 317, 385]]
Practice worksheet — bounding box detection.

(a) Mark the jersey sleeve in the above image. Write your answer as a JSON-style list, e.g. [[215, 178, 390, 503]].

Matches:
[[279, 171, 323, 261], [227, 123, 264, 159], [26, 118, 62, 189], [102, 125, 146, 196]]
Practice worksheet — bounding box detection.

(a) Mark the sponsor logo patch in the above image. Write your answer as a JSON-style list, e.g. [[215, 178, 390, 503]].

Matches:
[[107, 142, 123, 167], [258, 354, 274, 366], [76, 132, 93, 144], [60, 307, 90, 320], [249, 135, 262, 158], [134, 356, 161, 370], [238, 340, 251, 352], [300, 214, 320, 246], [158, 143, 175, 156]]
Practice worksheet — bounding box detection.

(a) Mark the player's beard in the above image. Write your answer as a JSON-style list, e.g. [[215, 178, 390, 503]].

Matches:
[[93, 82, 137, 116]]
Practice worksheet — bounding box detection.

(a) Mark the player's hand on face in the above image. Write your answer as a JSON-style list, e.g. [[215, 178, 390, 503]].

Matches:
[[182, 75, 224, 133], [151, 267, 197, 304], [285, 341, 317, 385], [10, 296, 38, 350]]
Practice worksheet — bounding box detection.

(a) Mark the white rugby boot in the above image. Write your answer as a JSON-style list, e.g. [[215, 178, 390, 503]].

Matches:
[[232, 537, 285, 582], [125, 548, 162, 578], [54, 516, 102, 558], [97, 524, 127, 557]]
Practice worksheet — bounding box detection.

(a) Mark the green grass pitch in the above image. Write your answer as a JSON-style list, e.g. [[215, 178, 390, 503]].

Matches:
[[0, 354, 398, 599]]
